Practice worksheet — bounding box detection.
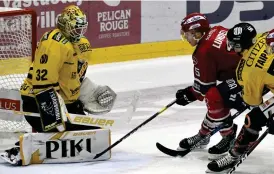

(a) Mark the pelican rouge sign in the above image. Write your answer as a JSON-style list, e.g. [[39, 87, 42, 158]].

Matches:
[[88, 1, 141, 48], [0, 0, 141, 48]]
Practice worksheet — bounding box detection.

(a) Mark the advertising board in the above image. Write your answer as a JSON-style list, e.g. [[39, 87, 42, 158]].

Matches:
[[0, 0, 141, 48], [141, 1, 274, 43], [1, 1, 274, 63]]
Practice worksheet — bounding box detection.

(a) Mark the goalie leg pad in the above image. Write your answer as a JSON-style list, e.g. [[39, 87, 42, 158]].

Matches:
[[17, 129, 111, 165], [35, 88, 67, 132]]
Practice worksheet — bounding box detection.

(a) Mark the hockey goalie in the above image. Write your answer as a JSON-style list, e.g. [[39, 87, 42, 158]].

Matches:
[[0, 5, 117, 166]]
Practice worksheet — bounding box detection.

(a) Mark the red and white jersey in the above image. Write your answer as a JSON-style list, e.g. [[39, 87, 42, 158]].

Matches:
[[192, 26, 241, 97]]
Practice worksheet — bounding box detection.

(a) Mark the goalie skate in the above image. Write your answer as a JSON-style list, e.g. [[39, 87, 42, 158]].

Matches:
[[0, 147, 22, 166]]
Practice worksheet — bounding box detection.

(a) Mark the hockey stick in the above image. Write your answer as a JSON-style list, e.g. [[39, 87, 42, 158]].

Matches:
[[227, 128, 269, 174], [0, 109, 126, 130], [156, 108, 246, 157], [93, 99, 177, 159], [0, 93, 139, 130]]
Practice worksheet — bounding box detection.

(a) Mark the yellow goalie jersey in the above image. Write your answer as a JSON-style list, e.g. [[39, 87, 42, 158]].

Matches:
[[236, 32, 274, 106], [20, 29, 92, 104]]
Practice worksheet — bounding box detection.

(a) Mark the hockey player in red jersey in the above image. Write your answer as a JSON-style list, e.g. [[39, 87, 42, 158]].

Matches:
[[175, 13, 245, 160]]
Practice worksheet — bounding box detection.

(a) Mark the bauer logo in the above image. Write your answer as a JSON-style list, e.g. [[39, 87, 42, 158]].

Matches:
[[0, 16, 31, 33], [89, 0, 141, 48], [45, 138, 92, 158], [73, 116, 114, 127], [0, 98, 20, 111]]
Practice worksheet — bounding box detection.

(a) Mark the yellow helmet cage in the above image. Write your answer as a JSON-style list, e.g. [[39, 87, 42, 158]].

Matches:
[[57, 5, 88, 42]]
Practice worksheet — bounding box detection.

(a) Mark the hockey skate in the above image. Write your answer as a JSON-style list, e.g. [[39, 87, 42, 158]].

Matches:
[[208, 124, 238, 160], [206, 150, 239, 173], [177, 132, 210, 151], [0, 146, 22, 166]]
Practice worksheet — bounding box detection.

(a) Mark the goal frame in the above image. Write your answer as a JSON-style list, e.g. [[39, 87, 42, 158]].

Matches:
[[0, 8, 37, 139], [0, 8, 37, 61]]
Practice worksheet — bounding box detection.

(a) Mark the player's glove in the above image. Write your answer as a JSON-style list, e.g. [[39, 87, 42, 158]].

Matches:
[[176, 86, 197, 106]]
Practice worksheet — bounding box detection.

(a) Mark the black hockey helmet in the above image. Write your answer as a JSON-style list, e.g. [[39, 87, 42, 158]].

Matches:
[[227, 23, 257, 52]]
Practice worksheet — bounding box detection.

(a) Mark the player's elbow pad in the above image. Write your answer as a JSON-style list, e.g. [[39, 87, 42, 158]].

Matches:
[[79, 77, 117, 115]]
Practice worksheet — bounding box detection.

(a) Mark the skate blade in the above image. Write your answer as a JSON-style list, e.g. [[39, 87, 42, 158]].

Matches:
[[177, 145, 208, 151], [208, 152, 228, 161], [205, 168, 230, 173], [0, 153, 16, 165]]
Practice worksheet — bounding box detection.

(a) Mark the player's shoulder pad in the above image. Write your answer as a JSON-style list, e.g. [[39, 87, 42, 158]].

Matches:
[[252, 33, 267, 45], [74, 37, 92, 54], [257, 32, 268, 39], [37, 29, 74, 59], [40, 30, 53, 43], [199, 27, 220, 52], [51, 29, 69, 44], [40, 29, 69, 45]]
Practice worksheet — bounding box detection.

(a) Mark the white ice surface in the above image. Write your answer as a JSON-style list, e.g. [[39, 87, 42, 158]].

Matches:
[[1, 55, 274, 174]]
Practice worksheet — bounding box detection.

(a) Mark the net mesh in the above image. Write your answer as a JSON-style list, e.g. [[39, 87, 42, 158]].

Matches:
[[0, 9, 34, 134]]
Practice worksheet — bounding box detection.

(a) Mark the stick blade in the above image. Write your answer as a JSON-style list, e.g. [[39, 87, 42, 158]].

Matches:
[[93, 153, 100, 159], [156, 142, 179, 157], [156, 142, 191, 157]]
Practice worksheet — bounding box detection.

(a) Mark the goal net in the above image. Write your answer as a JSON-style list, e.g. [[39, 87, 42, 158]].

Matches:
[[0, 7, 36, 143]]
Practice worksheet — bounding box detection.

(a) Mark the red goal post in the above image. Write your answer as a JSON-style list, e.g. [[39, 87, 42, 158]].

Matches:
[[0, 8, 36, 61], [0, 7, 37, 143]]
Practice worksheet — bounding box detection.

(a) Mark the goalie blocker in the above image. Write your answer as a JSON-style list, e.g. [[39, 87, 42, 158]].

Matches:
[[0, 129, 111, 165], [35, 87, 67, 132]]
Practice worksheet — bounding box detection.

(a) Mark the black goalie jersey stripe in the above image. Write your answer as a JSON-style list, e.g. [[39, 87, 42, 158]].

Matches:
[[33, 82, 59, 89]]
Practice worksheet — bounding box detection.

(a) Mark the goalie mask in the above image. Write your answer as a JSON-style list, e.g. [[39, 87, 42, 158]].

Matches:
[[266, 29, 274, 55], [227, 23, 257, 53], [57, 5, 88, 42]]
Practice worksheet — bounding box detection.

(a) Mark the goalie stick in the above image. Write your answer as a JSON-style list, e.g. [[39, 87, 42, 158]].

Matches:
[[156, 108, 246, 157], [0, 92, 139, 131], [93, 99, 177, 159]]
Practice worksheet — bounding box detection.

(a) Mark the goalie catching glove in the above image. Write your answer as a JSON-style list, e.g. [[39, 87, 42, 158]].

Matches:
[[79, 77, 117, 115]]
